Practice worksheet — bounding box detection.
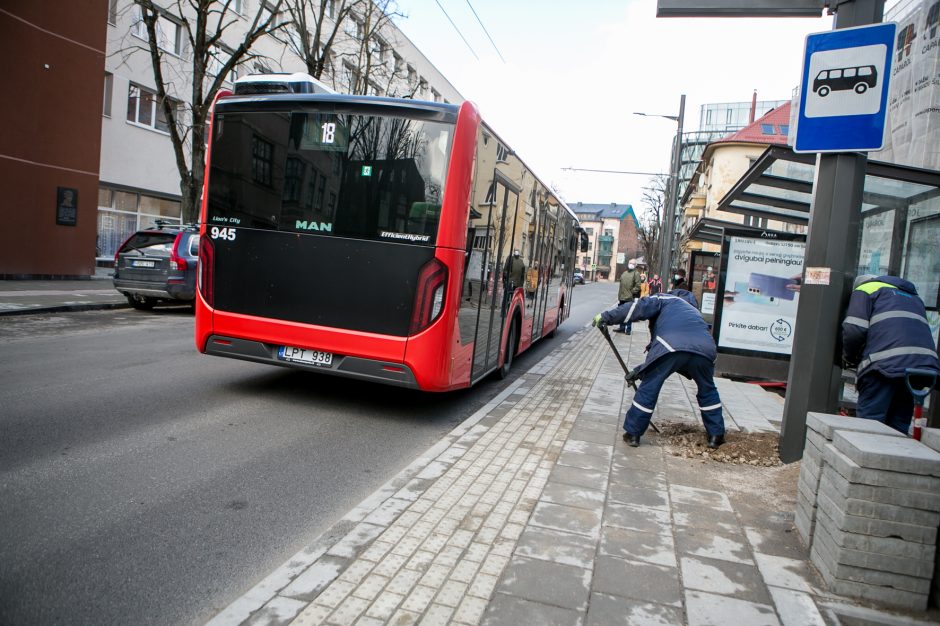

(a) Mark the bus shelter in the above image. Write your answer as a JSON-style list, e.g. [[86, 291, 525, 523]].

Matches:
[[692, 145, 940, 415]]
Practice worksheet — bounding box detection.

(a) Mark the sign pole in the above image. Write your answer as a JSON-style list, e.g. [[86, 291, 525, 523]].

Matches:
[[779, 0, 886, 463]]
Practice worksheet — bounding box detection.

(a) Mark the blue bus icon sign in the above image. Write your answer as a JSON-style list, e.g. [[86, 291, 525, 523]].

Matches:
[[795, 22, 896, 153]]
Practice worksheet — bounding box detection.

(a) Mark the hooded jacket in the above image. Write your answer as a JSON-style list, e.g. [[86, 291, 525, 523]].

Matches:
[[843, 275, 940, 378], [601, 290, 716, 375]]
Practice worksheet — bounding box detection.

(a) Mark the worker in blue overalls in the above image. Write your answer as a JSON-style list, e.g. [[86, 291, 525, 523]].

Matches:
[[843, 274, 940, 433], [593, 289, 726, 448]]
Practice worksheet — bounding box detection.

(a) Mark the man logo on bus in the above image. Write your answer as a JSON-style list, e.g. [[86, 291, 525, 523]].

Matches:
[[295, 220, 333, 232], [813, 64, 878, 97]]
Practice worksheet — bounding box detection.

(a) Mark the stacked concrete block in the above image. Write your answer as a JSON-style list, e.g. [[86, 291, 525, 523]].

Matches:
[[809, 430, 940, 611], [919, 428, 940, 608], [796, 412, 903, 547]]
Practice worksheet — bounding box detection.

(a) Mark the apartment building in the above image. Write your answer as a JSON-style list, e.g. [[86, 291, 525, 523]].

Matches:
[[96, 0, 463, 264], [1, 1, 108, 277], [571, 203, 640, 282]]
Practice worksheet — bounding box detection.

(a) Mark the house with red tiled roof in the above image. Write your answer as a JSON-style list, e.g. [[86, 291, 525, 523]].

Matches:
[[676, 102, 806, 266]]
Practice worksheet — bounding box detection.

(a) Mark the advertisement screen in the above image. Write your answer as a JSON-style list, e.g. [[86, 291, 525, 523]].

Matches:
[[716, 234, 806, 356]]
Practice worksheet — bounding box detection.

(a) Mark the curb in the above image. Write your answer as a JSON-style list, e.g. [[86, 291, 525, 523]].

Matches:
[[0, 302, 131, 317]]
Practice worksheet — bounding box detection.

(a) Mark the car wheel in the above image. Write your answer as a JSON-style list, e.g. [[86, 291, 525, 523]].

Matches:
[[854, 82, 868, 94], [497, 321, 517, 379], [126, 294, 156, 310], [817, 85, 830, 97]]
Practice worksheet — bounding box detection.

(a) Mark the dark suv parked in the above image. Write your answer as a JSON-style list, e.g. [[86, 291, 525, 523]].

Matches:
[[113, 222, 199, 309]]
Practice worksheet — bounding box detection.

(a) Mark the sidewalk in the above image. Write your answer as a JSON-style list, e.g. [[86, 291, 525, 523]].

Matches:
[[207, 323, 940, 626], [0, 268, 128, 316]]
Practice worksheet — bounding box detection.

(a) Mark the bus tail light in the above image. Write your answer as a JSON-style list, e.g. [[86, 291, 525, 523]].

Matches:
[[409, 258, 447, 335], [198, 235, 215, 306]]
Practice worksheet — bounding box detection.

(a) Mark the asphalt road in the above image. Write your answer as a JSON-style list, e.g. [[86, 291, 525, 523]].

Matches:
[[0, 282, 617, 625]]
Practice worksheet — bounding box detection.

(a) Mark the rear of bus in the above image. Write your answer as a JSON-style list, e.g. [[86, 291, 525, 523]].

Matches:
[[195, 93, 479, 391]]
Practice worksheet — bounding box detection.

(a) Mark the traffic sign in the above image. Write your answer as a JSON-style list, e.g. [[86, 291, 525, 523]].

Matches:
[[794, 22, 896, 153]]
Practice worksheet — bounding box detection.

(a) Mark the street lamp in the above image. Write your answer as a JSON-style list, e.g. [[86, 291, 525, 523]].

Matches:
[[633, 94, 685, 282]]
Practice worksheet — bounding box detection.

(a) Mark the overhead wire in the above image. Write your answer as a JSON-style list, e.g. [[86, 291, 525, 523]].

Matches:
[[464, 0, 505, 63], [433, 0, 479, 60]]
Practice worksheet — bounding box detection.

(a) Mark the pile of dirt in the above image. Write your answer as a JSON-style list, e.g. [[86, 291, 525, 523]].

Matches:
[[656, 421, 782, 467]]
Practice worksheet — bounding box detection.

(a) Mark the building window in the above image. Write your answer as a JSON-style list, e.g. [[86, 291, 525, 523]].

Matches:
[[495, 143, 509, 163], [325, 0, 336, 19], [97, 186, 182, 259], [779, 124, 789, 136], [431, 89, 441, 102], [232, 0, 244, 15], [126, 84, 178, 133], [103, 72, 113, 117], [131, 6, 183, 56], [343, 62, 360, 92], [760, 123, 775, 135], [344, 16, 362, 39], [108, 0, 118, 25], [208, 45, 238, 84], [407, 66, 417, 87], [251, 135, 274, 186], [284, 157, 304, 202]]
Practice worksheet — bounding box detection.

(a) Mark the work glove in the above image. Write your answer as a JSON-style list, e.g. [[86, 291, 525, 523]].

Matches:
[[592, 314, 605, 328]]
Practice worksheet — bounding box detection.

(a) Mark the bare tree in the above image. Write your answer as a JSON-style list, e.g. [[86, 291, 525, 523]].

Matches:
[[130, 0, 284, 222], [281, 0, 408, 96], [638, 175, 668, 276], [281, 0, 355, 81]]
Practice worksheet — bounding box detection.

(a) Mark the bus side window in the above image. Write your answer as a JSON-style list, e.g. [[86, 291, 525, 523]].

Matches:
[[844, 67, 857, 78]]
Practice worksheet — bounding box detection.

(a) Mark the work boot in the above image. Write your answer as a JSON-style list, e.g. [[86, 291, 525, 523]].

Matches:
[[623, 433, 640, 447], [707, 435, 725, 450]]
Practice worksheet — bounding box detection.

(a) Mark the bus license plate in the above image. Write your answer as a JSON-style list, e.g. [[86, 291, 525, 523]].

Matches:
[[278, 345, 333, 367], [131, 260, 155, 268]]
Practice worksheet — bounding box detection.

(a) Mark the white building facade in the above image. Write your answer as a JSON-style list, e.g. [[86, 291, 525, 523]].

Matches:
[[98, 0, 463, 262]]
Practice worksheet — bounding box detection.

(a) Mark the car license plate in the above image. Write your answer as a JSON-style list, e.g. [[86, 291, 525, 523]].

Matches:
[[278, 345, 333, 367], [131, 259, 155, 268]]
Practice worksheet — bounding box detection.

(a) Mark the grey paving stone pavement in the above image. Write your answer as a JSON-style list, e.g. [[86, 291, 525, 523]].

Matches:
[[203, 323, 940, 626]]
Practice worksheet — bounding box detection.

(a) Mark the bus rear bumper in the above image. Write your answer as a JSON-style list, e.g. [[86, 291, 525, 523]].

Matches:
[[204, 335, 420, 389]]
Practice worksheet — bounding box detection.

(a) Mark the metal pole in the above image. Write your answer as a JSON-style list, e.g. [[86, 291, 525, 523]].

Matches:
[[659, 94, 686, 282], [779, 0, 885, 463]]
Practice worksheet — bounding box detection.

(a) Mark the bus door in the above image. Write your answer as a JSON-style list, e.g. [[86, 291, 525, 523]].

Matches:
[[471, 172, 520, 379], [533, 216, 557, 338]]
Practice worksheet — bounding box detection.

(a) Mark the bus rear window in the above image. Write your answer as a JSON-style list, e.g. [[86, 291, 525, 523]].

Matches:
[[206, 110, 452, 245]]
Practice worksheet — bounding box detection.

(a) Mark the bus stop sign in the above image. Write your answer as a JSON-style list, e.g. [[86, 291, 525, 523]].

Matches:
[[794, 22, 896, 153]]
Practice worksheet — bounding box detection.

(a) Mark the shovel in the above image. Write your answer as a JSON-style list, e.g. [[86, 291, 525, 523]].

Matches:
[[597, 323, 660, 434]]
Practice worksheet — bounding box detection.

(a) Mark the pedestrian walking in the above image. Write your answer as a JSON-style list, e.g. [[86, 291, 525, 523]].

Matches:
[[843, 274, 940, 434], [616, 259, 641, 334], [648, 274, 663, 296], [593, 289, 726, 448], [670, 268, 687, 291]]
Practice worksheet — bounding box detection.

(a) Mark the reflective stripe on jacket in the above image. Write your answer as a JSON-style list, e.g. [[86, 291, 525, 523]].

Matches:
[[842, 276, 939, 378], [601, 290, 716, 376]]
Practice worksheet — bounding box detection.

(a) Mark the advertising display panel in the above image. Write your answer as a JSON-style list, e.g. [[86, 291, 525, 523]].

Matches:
[[713, 230, 807, 357]]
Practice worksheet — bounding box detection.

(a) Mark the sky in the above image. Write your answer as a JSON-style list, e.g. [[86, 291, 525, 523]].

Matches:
[[391, 0, 835, 217]]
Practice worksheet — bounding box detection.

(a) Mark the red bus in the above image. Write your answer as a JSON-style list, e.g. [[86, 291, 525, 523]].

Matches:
[[195, 76, 585, 391]]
